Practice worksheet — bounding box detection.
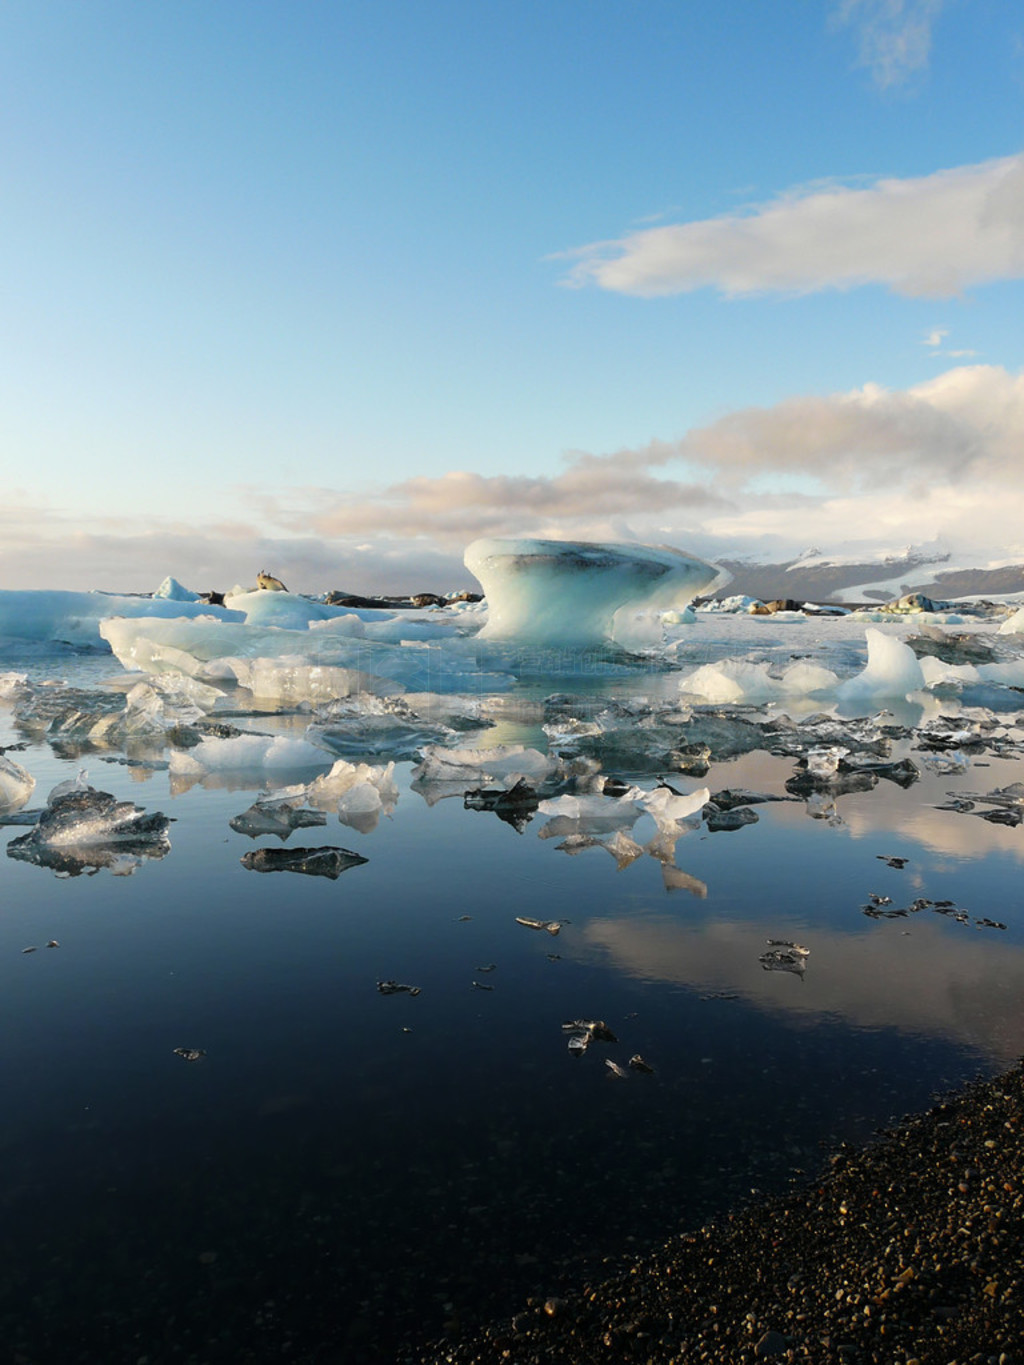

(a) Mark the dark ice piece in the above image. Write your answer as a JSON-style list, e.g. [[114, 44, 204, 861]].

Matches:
[[463, 778, 539, 831], [708, 789, 789, 811], [376, 980, 421, 996], [759, 941, 809, 976], [173, 1047, 206, 1062], [239, 846, 368, 878], [628, 1054, 655, 1074], [977, 807, 1023, 826], [876, 855, 908, 868], [515, 916, 561, 935], [704, 805, 759, 832], [562, 1019, 618, 1044], [229, 798, 327, 839]]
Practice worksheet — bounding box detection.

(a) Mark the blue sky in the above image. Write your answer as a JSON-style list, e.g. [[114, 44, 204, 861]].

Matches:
[[2, 0, 1023, 591]]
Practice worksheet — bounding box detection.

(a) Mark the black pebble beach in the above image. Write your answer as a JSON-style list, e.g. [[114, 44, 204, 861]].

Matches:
[[412, 1059, 1024, 1365]]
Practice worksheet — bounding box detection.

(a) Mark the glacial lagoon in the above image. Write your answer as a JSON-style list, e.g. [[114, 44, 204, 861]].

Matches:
[[3, 587, 1024, 1362]]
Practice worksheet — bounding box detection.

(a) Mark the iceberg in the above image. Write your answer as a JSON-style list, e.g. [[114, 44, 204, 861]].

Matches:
[[0, 590, 244, 649], [464, 537, 721, 648], [836, 628, 926, 702]]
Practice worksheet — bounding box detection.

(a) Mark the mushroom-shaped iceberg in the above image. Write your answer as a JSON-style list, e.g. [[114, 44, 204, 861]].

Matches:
[[465, 538, 722, 648]]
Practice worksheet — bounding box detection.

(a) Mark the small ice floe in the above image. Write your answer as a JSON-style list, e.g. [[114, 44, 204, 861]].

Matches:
[[376, 980, 421, 996], [515, 916, 562, 935], [628, 1054, 655, 1074], [169, 734, 332, 781], [464, 778, 539, 831], [759, 941, 809, 976], [239, 846, 367, 878], [302, 758, 399, 832], [877, 854, 908, 868], [605, 1059, 629, 1079], [0, 752, 35, 814], [229, 797, 327, 839], [562, 1019, 618, 1054], [173, 1047, 206, 1062], [704, 804, 759, 833], [6, 784, 172, 877], [471, 980, 495, 991]]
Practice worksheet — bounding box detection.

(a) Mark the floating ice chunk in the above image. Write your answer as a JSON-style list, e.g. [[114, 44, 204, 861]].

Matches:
[[227, 657, 402, 707], [6, 785, 171, 876], [153, 576, 200, 601], [307, 695, 466, 762], [413, 744, 557, 785], [698, 595, 763, 614], [538, 792, 643, 822], [47, 769, 91, 803], [303, 758, 398, 816], [998, 607, 1024, 634], [836, 628, 925, 701], [805, 746, 849, 777], [465, 537, 721, 648], [679, 658, 838, 703], [239, 845, 367, 878], [229, 797, 328, 839], [0, 753, 35, 812], [169, 734, 332, 778], [0, 672, 28, 700], [632, 784, 709, 826]]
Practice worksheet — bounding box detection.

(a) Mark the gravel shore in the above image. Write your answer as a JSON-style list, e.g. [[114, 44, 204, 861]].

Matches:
[[413, 1059, 1023, 1365]]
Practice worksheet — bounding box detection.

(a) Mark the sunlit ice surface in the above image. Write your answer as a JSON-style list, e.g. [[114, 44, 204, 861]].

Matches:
[[3, 586, 1024, 1360]]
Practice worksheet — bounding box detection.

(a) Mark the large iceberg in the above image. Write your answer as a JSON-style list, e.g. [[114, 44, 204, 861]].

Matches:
[[464, 538, 722, 648]]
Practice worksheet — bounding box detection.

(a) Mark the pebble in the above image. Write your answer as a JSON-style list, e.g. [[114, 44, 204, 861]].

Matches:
[[412, 1058, 1024, 1364]]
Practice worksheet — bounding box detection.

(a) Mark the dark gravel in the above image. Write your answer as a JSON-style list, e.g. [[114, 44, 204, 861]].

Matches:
[[411, 1058, 1024, 1365]]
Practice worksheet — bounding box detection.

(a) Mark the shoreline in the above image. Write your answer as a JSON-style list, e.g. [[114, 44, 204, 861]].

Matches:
[[412, 1059, 1023, 1364]]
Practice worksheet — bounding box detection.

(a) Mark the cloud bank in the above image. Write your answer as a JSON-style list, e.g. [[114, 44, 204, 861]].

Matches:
[[560, 153, 1024, 299], [6, 365, 1024, 595]]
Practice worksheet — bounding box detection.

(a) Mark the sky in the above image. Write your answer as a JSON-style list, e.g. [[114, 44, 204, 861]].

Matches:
[[1, 0, 1023, 594]]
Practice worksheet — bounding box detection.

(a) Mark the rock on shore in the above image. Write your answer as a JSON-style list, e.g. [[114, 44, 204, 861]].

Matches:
[[413, 1060, 1024, 1365]]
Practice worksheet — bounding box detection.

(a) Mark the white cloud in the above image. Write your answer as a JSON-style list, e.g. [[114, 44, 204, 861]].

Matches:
[[560, 153, 1024, 298], [922, 326, 948, 347], [835, 0, 944, 90]]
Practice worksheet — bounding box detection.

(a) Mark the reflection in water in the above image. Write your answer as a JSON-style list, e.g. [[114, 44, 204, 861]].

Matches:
[[578, 913, 1024, 1063], [3, 636, 1024, 1360]]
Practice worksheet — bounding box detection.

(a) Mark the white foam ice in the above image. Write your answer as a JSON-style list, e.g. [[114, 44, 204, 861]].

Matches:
[[168, 734, 332, 779], [464, 537, 721, 648], [679, 658, 840, 704]]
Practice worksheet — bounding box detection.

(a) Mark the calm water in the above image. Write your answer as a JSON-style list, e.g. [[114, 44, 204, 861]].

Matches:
[[2, 645, 1023, 1363]]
